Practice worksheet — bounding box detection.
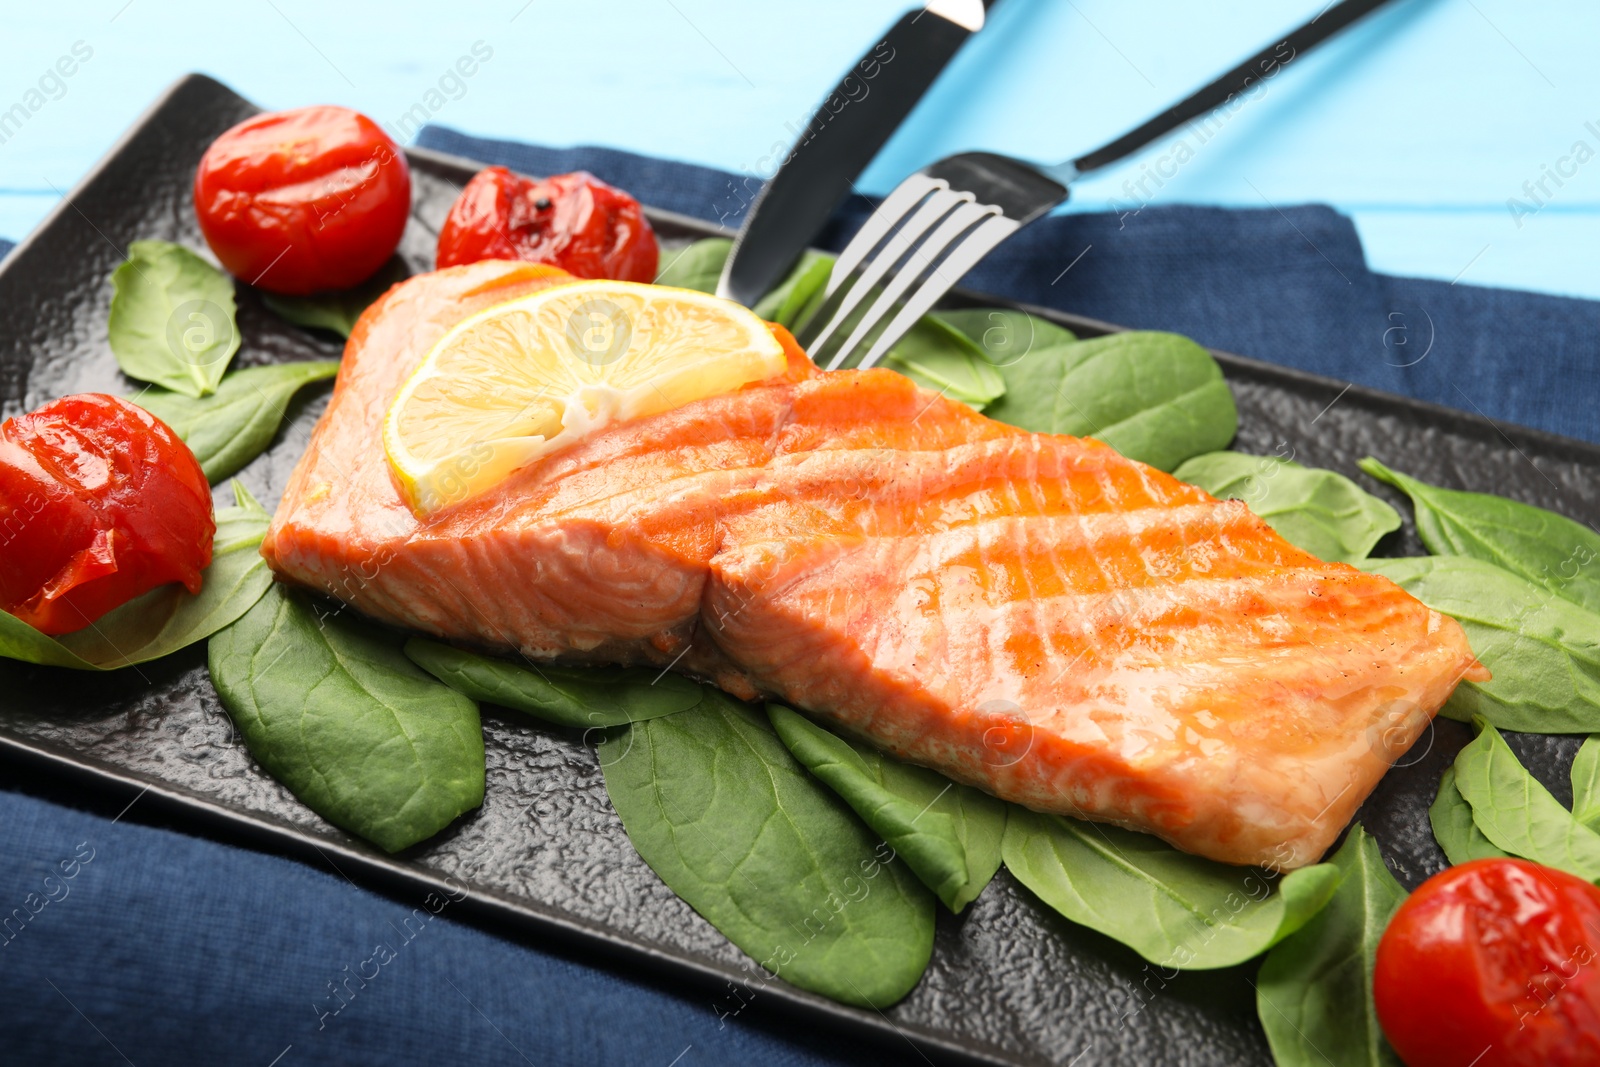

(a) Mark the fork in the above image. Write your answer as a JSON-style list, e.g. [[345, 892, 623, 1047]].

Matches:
[[797, 0, 1400, 371]]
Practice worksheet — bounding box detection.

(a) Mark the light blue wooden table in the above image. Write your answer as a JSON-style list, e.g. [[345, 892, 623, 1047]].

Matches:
[[3, 1, 1596, 298]]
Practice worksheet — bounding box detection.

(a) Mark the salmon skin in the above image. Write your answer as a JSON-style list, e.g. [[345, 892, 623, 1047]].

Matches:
[[263, 259, 1485, 870]]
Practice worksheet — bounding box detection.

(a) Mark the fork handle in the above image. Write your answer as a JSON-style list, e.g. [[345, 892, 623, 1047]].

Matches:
[[1064, 0, 1401, 180]]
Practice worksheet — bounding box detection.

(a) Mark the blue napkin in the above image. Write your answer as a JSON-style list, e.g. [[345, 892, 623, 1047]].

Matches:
[[4, 134, 1600, 1067]]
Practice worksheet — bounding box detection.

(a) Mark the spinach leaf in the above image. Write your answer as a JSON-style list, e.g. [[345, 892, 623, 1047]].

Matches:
[[1000, 807, 1338, 969], [977, 329, 1090, 430], [981, 331, 1237, 471], [935, 308, 1077, 368], [0, 612, 98, 670], [208, 583, 485, 853], [1255, 827, 1405, 1067], [0, 483, 274, 670], [1360, 458, 1600, 614], [260, 259, 409, 338], [135, 360, 339, 482], [1173, 452, 1400, 563], [108, 240, 240, 397], [404, 637, 704, 728], [768, 704, 1006, 913], [880, 317, 1006, 409], [1451, 719, 1600, 880], [654, 238, 731, 293], [1360, 556, 1600, 733], [599, 692, 934, 1007], [752, 250, 832, 328], [1572, 736, 1600, 832], [1429, 766, 1509, 865]]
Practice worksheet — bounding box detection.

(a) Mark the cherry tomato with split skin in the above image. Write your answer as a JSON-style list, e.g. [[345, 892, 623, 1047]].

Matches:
[[435, 166, 658, 282], [1374, 857, 1600, 1067], [0, 394, 213, 635], [194, 105, 411, 295]]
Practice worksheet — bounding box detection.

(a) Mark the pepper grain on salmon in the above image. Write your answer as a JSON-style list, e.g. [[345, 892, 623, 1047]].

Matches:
[[261, 259, 1487, 870]]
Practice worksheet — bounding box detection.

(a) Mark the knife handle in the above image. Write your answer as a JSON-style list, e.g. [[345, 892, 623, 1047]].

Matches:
[[1067, 0, 1397, 179]]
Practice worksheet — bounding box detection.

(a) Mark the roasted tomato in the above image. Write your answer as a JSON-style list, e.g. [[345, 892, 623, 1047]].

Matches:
[[1375, 858, 1600, 1067], [194, 105, 410, 295], [435, 167, 658, 282], [0, 394, 213, 635]]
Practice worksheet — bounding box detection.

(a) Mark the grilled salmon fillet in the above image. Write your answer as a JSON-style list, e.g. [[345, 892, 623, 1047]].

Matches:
[[263, 259, 1485, 869]]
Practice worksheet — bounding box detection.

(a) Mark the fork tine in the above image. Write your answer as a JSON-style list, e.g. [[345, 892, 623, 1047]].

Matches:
[[855, 213, 1021, 371], [824, 201, 998, 370], [803, 187, 973, 355], [795, 174, 947, 351], [826, 173, 946, 294]]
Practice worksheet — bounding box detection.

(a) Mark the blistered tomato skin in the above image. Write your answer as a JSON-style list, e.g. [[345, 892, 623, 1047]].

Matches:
[[194, 105, 410, 295], [0, 394, 213, 635], [435, 167, 659, 282], [1374, 858, 1600, 1067]]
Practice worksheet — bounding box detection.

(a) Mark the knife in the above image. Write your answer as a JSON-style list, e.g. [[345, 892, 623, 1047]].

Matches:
[[716, 0, 992, 307]]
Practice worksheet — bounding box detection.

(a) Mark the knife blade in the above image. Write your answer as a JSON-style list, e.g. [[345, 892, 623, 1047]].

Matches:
[[716, 0, 991, 307]]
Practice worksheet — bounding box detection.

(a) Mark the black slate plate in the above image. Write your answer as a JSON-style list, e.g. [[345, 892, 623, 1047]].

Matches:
[[2, 73, 1597, 1067]]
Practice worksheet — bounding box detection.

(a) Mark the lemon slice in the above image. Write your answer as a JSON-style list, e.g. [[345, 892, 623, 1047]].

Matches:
[[384, 279, 787, 514]]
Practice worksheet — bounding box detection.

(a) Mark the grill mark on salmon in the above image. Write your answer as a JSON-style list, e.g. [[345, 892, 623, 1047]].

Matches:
[[262, 260, 1485, 869]]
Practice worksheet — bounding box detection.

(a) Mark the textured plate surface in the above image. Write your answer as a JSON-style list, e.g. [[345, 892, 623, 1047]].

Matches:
[[3, 74, 1598, 1067]]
